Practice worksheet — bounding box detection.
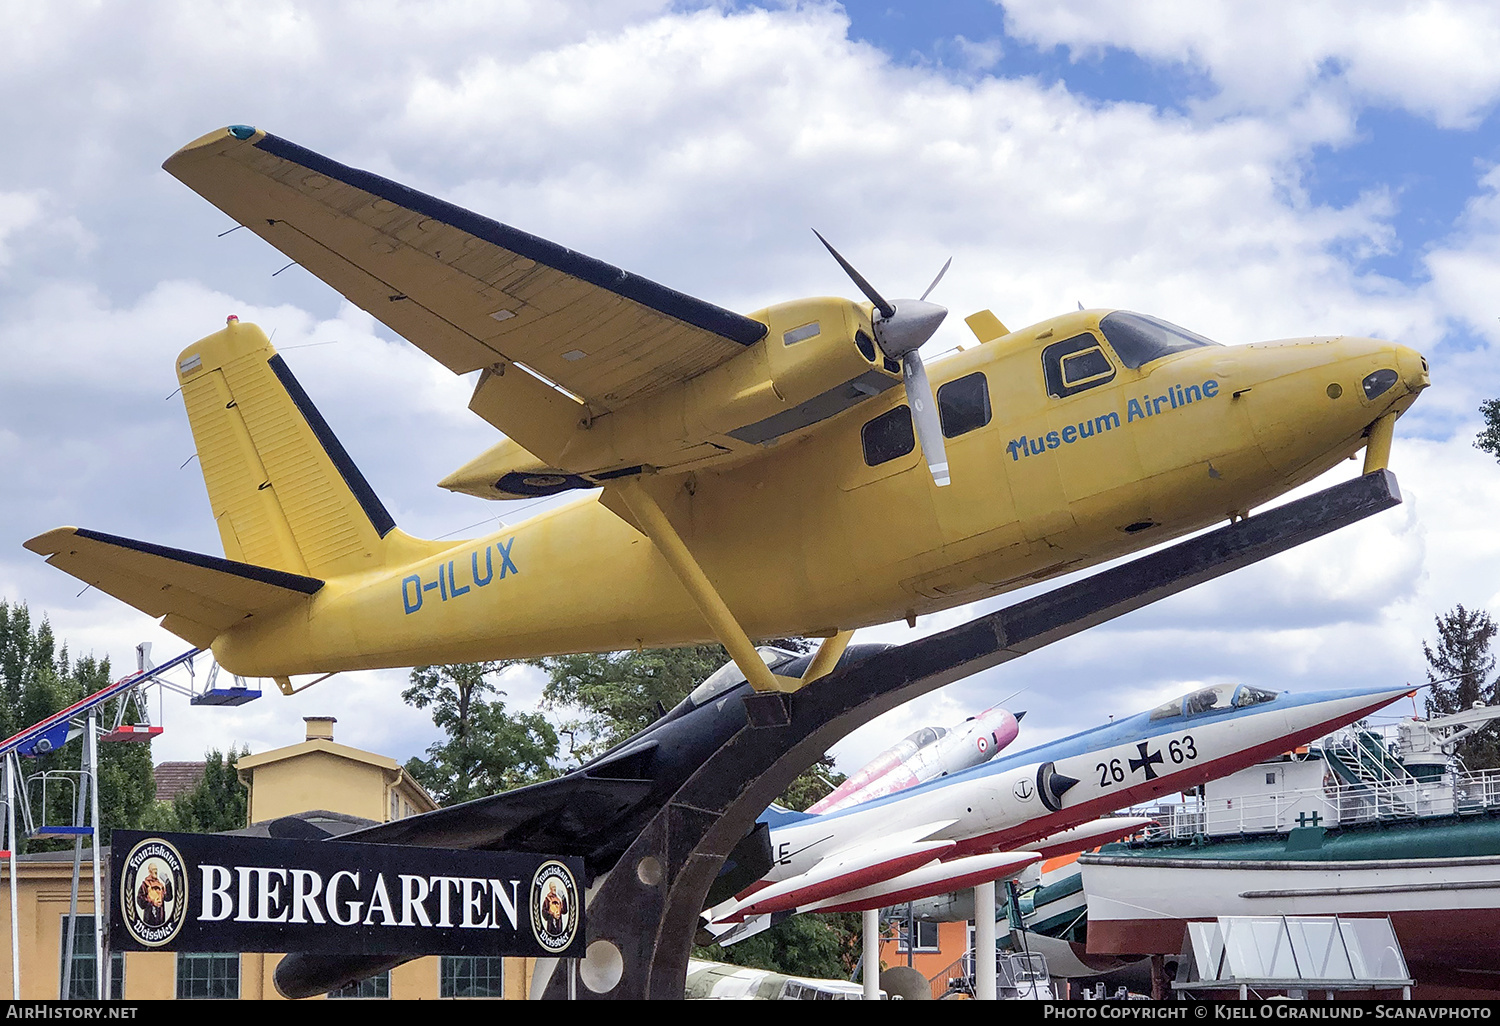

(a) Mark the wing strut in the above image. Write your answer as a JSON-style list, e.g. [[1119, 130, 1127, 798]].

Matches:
[[610, 478, 800, 698]]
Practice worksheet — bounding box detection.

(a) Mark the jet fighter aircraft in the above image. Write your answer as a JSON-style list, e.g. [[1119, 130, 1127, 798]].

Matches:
[[25, 127, 1429, 699], [704, 681, 1412, 941], [808, 704, 1020, 814]]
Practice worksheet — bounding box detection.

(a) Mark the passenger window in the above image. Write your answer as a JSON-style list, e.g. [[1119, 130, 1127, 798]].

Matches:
[[1043, 334, 1116, 398], [861, 405, 915, 466], [938, 372, 992, 438], [1061, 347, 1113, 388]]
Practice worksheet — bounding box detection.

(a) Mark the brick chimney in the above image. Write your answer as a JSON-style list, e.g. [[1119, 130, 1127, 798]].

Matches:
[[304, 716, 337, 742]]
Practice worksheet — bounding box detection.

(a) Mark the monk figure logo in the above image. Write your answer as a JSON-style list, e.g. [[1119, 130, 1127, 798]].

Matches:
[[120, 838, 188, 947], [530, 861, 578, 953]]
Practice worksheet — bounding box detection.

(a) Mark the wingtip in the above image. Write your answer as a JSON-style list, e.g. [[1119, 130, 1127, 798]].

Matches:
[[23, 527, 78, 556], [163, 125, 265, 173]]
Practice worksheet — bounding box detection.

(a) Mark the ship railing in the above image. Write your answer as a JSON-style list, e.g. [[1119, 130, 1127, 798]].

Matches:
[[1131, 771, 1500, 840]]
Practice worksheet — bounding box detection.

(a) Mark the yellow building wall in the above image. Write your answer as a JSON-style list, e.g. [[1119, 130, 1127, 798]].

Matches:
[[245, 749, 392, 824]]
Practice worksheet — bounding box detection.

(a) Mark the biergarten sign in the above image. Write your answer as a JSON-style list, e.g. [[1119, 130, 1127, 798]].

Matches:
[[109, 830, 585, 958]]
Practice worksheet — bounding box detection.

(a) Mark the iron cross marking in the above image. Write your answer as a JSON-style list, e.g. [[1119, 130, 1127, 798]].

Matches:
[[1129, 742, 1164, 780]]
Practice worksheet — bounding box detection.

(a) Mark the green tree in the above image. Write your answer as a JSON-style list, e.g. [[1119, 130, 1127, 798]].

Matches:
[[142, 747, 250, 833], [694, 911, 863, 980], [1424, 604, 1500, 769], [1476, 399, 1500, 461], [403, 662, 558, 804], [0, 603, 158, 850], [539, 645, 729, 760]]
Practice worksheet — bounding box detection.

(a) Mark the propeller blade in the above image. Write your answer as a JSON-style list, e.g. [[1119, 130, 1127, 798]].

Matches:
[[903, 350, 950, 487], [920, 257, 952, 302], [812, 230, 896, 319]]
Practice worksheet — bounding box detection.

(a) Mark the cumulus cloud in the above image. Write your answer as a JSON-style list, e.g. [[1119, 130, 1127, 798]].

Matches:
[[998, 0, 1500, 128]]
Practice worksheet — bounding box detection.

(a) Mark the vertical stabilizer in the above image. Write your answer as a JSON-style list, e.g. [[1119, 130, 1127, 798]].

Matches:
[[176, 318, 397, 579]]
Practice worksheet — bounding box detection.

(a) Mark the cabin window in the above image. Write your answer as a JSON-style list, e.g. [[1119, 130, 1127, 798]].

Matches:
[[862, 405, 915, 466], [1098, 311, 1221, 369], [1043, 334, 1116, 398], [938, 372, 992, 437], [1183, 685, 1236, 717], [1234, 685, 1278, 708]]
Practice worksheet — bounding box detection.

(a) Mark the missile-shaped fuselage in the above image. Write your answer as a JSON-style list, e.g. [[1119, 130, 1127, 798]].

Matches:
[[756, 682, 1411, 889], [809, 705, 1021, 814]]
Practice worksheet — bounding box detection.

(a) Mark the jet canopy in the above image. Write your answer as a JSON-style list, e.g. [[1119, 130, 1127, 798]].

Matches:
[[1099, 312, 1222, 368], [1149, 683, 1278, 722], [689, 646, 801, 707]]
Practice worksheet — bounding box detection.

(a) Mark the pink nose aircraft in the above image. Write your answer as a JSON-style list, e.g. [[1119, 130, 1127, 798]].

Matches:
[[809, 705, 1022, 814]]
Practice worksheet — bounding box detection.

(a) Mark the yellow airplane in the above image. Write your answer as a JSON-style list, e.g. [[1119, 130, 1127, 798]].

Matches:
[[25, 127, 1430, 699]]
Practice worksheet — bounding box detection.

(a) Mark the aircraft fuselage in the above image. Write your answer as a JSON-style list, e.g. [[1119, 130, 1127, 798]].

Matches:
[[212, 310, 1426, 677]]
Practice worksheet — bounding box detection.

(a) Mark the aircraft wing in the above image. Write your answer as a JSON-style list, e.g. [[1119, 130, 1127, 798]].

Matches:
[[163, 126, 767, 452], [342, 770, 655, 869]]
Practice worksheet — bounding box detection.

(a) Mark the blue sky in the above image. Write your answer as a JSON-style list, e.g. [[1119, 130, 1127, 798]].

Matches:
[[3, 1, 1500, 773]]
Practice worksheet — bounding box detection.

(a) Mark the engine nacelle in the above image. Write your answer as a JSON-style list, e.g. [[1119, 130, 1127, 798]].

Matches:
[[686, 297, 899, 446]]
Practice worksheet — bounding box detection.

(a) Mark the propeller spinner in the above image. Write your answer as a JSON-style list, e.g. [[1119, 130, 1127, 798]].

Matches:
[[814, 231, 953, 487]]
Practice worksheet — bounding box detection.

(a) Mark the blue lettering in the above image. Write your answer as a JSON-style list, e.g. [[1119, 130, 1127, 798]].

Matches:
[[496, 537, 519, 579], [1028, 437, 1045, 456], [1062, 424, 1077, 444], [402, 575, 423, 615], [449, 559, 469, 597], [1078, 419, 1095, 438], [1045, 430, 1060, 449], [1007, 439, 1022, 461], [1127, 399, 1145, 422], [1203, 379, 1219, 398], [473, 548, 494, 586], [1153, 396, 1169, 415], [1095, 412, 1119, 432], [1184, 384, 1202, 403], [439, 566, 447, 601]]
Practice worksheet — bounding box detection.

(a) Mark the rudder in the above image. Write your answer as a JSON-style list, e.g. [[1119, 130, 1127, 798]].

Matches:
[[176, 318, 397, 579]]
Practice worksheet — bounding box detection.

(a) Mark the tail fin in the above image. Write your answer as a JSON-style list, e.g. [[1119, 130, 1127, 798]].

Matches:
[[176, 318, 399, 578]]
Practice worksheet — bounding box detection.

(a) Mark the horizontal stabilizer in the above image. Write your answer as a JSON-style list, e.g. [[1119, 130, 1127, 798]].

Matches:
[[23, 527, 323, 648], [1028, 817, 1157, 859], [722, 821, 958, 920], [799, 850, 1042, 914]]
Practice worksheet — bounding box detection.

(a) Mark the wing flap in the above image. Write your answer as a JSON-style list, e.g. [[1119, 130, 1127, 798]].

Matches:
[[164, 128, 766, 415], [24, 527, 322, 644]]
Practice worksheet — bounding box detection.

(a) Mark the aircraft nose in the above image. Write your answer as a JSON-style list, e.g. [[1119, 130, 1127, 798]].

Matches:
[[1396, 344, 1430, 394]]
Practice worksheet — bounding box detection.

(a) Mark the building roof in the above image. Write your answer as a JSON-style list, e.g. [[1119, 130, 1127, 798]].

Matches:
[[152, 761, 206, 802]]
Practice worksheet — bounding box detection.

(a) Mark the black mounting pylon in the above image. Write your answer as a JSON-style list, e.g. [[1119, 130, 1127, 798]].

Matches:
[[541, 470, 1401, 998]]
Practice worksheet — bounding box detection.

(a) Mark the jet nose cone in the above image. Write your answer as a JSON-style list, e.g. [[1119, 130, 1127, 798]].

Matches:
[[1396, 344, 1430, 394]]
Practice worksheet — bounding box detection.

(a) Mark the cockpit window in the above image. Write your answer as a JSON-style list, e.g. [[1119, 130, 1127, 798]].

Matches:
[[1234, 685, 1278, 708], [689, 646, 798, 706], [1099, 312, 1221, 369], [1148, 684, 1240, 721], [904, 726, 944, 748], [1043, 334, 1117, 398]]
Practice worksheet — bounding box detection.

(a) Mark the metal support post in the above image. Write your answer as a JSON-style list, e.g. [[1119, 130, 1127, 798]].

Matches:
[[611, 479, 794, 695], [61, 770, 86, 999], [974, 881, 996, 1000], [5, 755, 18, 999], [87, 711, 103, 999], [862, 908, 880, 1000]]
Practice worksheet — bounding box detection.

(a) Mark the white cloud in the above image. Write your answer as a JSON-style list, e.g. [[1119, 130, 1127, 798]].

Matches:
[[998, 0, 1500, 128]]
